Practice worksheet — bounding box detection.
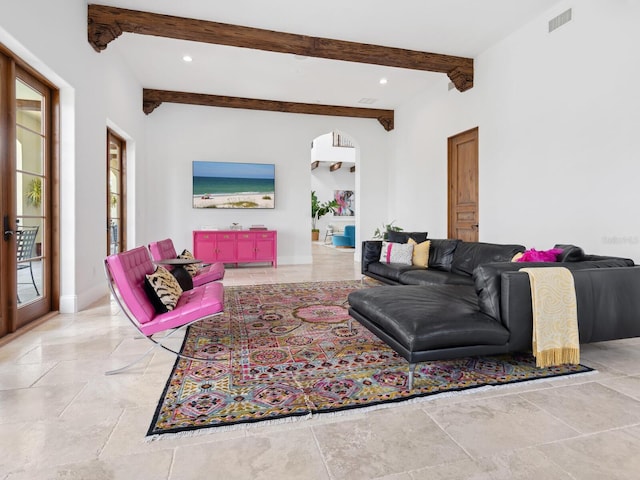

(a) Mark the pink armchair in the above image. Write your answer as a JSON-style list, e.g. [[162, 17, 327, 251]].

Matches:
[[149, 238, 224, 287], [104, 246, 224, 374]]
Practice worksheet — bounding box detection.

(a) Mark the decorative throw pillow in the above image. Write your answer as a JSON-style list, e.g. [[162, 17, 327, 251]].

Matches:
[[516, 248, 563, 263], [511, 252, 524, 262], [427, 239, 460, 271], [386, 231, 428, 244], [363, 241, 383, 266], [408, 238, 430, 268], [144, 266, 183, 313], [554, 244, 586, 262], [178, 249, 198, 276], [379, 241, 414, 265]]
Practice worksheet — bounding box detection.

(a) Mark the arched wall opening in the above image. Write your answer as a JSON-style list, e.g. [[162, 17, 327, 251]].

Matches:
[[310, 130, 359, 259]]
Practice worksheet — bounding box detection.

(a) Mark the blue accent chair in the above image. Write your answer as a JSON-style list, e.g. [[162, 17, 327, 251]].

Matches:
[[332, 225, 356, 247]]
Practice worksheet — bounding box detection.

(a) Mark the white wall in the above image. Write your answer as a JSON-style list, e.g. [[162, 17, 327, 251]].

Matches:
[[142, 104, 389, 264], [391, 0, 640, 262], [0, 0, 146, 312]]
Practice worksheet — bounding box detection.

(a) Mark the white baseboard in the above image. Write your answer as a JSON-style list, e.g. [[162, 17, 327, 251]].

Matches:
[[60, 282, 108, 313], [278, 254, 312, 265], [59, 295, 77, 314]]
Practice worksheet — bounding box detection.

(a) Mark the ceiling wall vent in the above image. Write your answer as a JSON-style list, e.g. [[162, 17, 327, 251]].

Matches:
[[549, 8, 572, 33], [358, 98, 377, 104]]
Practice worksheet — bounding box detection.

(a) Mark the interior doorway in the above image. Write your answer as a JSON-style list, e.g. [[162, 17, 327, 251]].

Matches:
[[310, 131, 357, 249], [448, 127, 479, 242]]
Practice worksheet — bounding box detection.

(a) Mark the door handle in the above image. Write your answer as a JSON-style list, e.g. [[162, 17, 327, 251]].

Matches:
[[3, 215, 14, 241]]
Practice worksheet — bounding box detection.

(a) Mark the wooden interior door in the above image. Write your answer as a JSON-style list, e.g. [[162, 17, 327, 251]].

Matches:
[[448, 127, 479, 242]]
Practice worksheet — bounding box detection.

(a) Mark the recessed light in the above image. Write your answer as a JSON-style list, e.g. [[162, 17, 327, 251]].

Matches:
[[379, 78, 388, 85], [182, 55, 193, 62]]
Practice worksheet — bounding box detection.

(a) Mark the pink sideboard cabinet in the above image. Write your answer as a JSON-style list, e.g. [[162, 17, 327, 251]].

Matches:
[[193, 230, 277, 268]]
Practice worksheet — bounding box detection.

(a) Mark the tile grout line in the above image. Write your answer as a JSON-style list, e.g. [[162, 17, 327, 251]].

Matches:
[[97, 407, 128, 458], [57, 381, 90, 419], [166, 447, 177, 480], [422, 409, 476, 461], [516, 380, 640, 437], [28, 360, 60, 388], [310, 426, 335, 480]]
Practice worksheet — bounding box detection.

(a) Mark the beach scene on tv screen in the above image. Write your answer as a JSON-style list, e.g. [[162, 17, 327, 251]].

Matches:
[[193, 161, 275, 209]]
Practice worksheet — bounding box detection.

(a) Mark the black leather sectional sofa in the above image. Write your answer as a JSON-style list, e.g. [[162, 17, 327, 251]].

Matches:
[[348, 239, 640, 389]]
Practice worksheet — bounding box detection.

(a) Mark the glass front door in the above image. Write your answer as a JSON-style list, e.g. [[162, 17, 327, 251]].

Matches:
[[0, 48, 55, 337], [16, 77, 47, 309]]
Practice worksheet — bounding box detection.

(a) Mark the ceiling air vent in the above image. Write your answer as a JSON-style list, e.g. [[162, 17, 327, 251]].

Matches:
[[358, 98, 377, 104], [549, 8, 572, 33]]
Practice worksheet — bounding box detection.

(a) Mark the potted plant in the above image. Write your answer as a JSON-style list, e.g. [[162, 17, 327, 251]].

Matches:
[[25, 177, 42, 208], [311, 191, 338, 241], [373, 221, 403, 240], [24, 178, 43, 255]]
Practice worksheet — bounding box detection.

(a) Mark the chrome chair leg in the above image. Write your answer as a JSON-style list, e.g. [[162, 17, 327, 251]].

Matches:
[[105, 312, 223, 375], [105, 326, 181, 375], [105, 343, 158, 376], [408, 363, 418, 390]]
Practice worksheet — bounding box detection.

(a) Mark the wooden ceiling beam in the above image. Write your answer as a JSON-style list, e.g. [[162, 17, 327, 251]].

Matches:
[[350, 165, 356, 173], [88, 4, 473, 91], [330, 162, 342, 172], [143, 89, 394, 131], [310, 161, 320, 170]]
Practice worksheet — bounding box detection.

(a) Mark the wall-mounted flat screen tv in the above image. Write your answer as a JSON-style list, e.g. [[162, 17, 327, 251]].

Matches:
[[192, 161, 275, 209]]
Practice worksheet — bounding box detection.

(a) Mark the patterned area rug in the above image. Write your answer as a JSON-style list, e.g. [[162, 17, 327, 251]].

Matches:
[[148, 280, 592, 437]]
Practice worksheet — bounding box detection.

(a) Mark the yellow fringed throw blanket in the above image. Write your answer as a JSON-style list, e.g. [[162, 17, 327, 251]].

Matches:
[[520, 267, 580, 368]]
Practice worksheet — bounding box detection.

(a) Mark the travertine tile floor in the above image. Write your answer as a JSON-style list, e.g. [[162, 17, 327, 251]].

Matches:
[[2, 243, 640, 479]]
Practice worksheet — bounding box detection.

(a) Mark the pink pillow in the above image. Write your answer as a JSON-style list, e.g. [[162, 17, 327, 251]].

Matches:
[[516, 248, 563, 263]]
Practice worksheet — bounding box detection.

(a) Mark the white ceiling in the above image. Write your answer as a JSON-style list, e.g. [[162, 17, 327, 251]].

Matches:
[[94, 0, 562, 110]]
